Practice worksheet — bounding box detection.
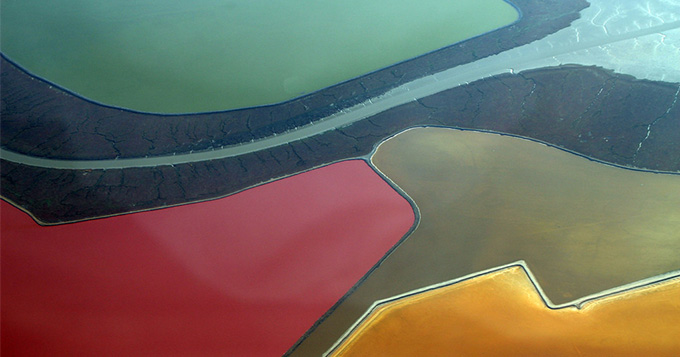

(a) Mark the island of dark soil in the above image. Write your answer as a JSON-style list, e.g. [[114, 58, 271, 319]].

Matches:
[[2, 64, 679, 224], [6, 0, 680, 224], [2, 0, 586, 160]]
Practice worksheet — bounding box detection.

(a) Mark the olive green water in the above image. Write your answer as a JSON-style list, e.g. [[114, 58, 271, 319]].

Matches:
[[1, 0, 517, 113]]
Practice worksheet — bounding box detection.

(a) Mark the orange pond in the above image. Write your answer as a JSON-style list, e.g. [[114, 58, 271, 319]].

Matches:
[[0, 159, 415, 356], [330, 265, 680, 356]]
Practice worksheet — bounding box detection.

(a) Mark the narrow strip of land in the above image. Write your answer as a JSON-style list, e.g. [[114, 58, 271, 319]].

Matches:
[[1, 8, 678, 170]]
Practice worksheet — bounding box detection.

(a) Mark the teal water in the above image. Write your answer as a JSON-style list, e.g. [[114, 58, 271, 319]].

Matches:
[[1, 0, 518, 113]]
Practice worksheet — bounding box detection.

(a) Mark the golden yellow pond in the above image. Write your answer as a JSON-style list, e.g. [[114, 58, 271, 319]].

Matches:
[[330, 265, 680, 356]]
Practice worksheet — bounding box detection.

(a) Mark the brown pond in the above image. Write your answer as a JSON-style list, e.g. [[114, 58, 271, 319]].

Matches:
[[292, 127, 680, 355]]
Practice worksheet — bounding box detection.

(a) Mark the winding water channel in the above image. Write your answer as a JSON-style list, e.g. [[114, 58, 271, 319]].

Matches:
[[1, 0, 678, 170]]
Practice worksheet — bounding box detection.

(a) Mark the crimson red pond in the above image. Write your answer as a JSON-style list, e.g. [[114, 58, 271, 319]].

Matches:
[[1, 159, 414, 356]]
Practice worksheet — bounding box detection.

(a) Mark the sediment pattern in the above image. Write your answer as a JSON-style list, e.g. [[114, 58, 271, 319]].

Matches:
[[3, 65, 679, 223], [1, 0, 586, 160]]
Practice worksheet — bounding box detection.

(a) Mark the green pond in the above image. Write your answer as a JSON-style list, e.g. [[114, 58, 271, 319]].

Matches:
[[1, 0, 518, 113]]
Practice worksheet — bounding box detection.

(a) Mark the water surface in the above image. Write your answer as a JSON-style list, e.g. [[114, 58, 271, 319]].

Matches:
[[291, 126, 680, 356], [330, 266, 680, 356], [1, 0, 518, 112]]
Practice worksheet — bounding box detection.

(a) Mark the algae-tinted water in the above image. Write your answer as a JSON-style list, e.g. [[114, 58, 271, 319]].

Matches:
[[1, 0, 517, 113]]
